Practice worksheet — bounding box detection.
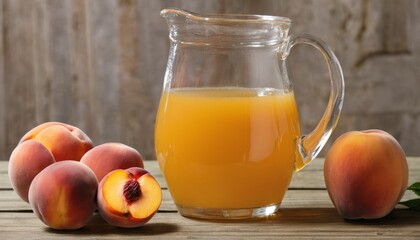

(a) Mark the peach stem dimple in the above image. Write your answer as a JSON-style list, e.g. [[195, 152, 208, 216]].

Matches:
[[123, 180, 141, 204]]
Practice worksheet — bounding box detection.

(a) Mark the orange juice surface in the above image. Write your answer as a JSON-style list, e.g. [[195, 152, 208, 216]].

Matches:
[[155, 87, 301, 209]]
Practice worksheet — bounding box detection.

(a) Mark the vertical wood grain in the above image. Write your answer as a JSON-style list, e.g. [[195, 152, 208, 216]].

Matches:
[[32, 0, 50, 124], [118, 0, 142, 152], [87, 0, 120, 143], [0, 0, 419, 160], [2, 0, 37, 154], [46, 0, 75, 122], [70, 0, 93, 132], [0, 0, 5, 157], [133, 0, 168, 157]]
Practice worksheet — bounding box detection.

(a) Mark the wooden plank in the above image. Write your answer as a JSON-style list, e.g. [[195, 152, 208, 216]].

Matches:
[[1, 158, 420, 189], [86, 0, 120, 143], [0, 160, 165, 189], [130, 0, 168, 159], [0, 0, 5, 160], [0, 188, 176, 212], [2, 189, 328, 212], [0, 209, 419, 239], [0, 161, 9, 189], [44, 0, 75, 122], [0, 0, 418, 162], [1, 186, 418, 213], [0, 161, 165, 189], [2, 0, 38, 157], [0, 0, 419, 162], [32, 0, 51, 124], [70, 0, 95, 131], [1, 158, 420, 238], [117, 0, 142, 152]]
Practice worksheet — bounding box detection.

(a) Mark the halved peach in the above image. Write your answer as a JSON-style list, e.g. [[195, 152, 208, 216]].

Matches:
[[97, 167, 161, 228]]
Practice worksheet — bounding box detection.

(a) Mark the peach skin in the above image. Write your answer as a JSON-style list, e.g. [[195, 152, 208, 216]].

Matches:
[[324, 130, 408, 219], [29, 161, 98, 229], [20, 122, 94, 161], [8, 140, 55, 202], [80, 143, 144, 182]]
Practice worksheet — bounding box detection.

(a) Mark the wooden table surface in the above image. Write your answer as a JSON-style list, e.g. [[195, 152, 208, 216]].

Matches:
[[0, 158, 419, 239]]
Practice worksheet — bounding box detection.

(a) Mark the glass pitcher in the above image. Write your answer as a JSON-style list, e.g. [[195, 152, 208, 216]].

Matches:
[[155, 8, 344, 219]]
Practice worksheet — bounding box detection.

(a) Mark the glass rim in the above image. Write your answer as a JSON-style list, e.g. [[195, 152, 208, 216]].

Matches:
[[161, 8, 292, 24]]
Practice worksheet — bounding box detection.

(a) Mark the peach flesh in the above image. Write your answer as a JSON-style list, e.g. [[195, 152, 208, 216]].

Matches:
[[98, 168, 162, 227]]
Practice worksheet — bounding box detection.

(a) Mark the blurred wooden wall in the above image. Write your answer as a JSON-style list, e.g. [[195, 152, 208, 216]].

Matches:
[[1, 0, 420, 160]]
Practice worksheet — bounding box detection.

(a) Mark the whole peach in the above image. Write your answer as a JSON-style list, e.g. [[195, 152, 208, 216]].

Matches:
[[29, 161, 98, 229], [20, 122, 94, 161], [8, 140, 55, 202], [324, 130, 408, 219], [80, 143, 144, 182]]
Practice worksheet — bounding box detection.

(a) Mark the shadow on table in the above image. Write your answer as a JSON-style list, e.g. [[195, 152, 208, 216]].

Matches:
[[45, 213, 179, 236], [188, 208, 420, 226], [343, 208, 420, 226]]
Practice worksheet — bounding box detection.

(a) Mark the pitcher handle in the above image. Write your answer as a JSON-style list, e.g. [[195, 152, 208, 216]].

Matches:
[[285, 34, 345, 171]]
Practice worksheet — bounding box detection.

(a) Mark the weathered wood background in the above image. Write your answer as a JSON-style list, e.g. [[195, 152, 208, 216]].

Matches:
[[0, 0, 419, 160]]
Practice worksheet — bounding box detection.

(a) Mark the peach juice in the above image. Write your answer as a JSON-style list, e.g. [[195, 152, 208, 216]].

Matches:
[[155, 87, 301, 209]]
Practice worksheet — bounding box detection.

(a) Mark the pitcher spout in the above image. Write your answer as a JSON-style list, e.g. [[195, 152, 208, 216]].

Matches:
[[160, 8, 200, 23]]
